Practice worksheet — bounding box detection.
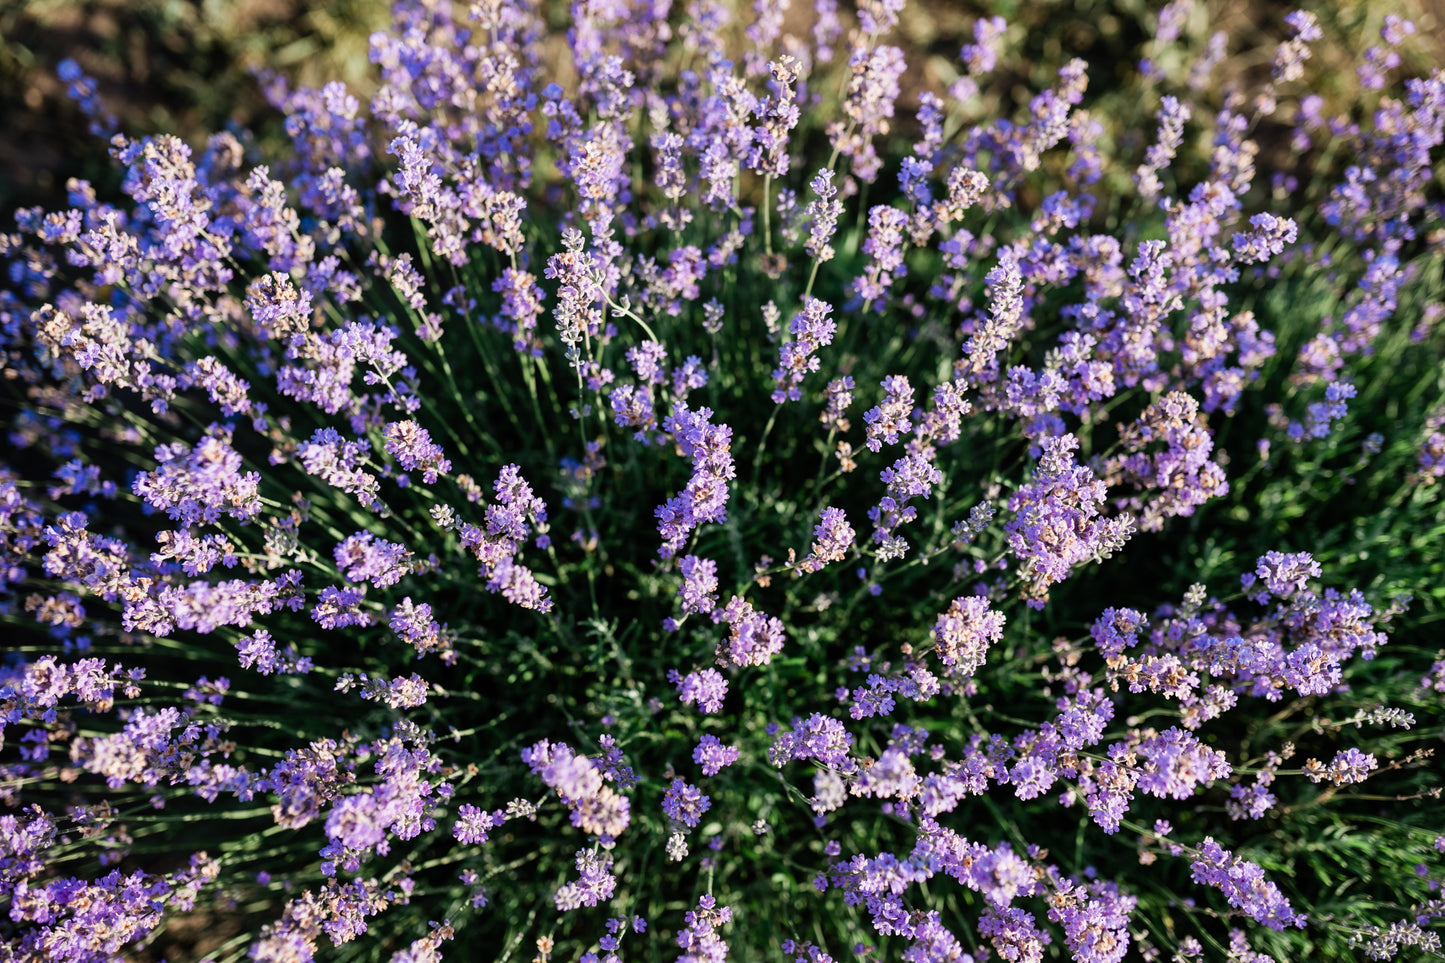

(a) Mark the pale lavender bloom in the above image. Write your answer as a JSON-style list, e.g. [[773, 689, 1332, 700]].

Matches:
[[1297, 381, 1356, 440], [812, 0, 843, 63], [334, 531, 410, 588], [493, 268, 546, 352], [1137, 96, 1190, 202], [651, 131, 691, 231], [1109, 391, 1229, 531], [857, 0, 905, 35], [383, 420, 449, 484], [570, 122, 631, 234], [1189, 837, 1306, 930], [1086, 607, 1144, 659], [772, 297, 837, 403], [57, 57, 116, 137], [1134, 727, 1230, 799], [801, 506, 854, 573], [678, 554, 719, 615], [960, 15, 1008, 76], [1228, 781, 1279, 821], [1273, 11, 1322, 84], [452, 804, 503, 844], [674, 667, 729, 714], [298, 427, 381, 509], [656, 404, 735, 558], [1305, 748, 1377, 785], [312, 585, 371, 630], [852, 745, 920, 801], [820, 376, 855, 432], [1046, 878, 1135, 963], [713, 595, 784, 667], [1005, 434, 1134, 605], [1382, 13, 1417, 46], [803, 169, 844, 262], [768, 713, 855, 769], [235, 627, 312, 675], [356, 672, 430, 709], [962, 248, 1023, 380], [523, 740, 604, 803], [1154, 0, 1191, 48], [854, 205, 910, 309], [554, 850, 616, 911], [545, 228, 604, 359], [151, 528, 238, 577], [979, 905, 1052, 963], [1339, 254, 1403, 355], [692, 734, 739, 775], [241, 166, 315, 272], [662, 777, 710, 828], [863, 375, 914, 452], [747, 57, 801, 178], [933, 596, 1005, 678], [278, 320, 413, 421], [180, 356, 253, 418], [1242, 550, 1322, 602], [390, 598, 444, 656], [35, 510, 122, 588], [675, 894, 731, 962], [133, 426, 262, 526], [832, 45, 906, 183], [1231, 212, 1298, 262], [871, 451, 944, 548]]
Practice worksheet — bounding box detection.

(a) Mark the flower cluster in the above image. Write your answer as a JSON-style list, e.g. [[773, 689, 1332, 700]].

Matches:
[[2, 1, 1442, 961]]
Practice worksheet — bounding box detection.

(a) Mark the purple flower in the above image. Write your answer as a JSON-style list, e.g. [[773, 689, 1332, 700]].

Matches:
[[1137, 96, 1191, 201], [979, 905, 1052, 963], [1304, 747, 1376, 786], [678, 555, 719, 616], [713, 596, 785, 668], [768, 713, 855, 770], [933, 596, 1006, 678], [801, 506, 854, 573], [656, 404, 735, 558], [383, 421, 450, 484], [863, 375, 914, 453], [1231, 212, 1298, 263], [1134, 727, 1231, 799], [675, 668, 729, 714], [747, 57, 801, 179], [388, 598, 445, 656], [675, 895, 731, 963], [662, 777, 710, 828], [1189, 837, 1306, 930], [693, 734, 739, 776], [803, 170, 844, 262], [312, 585, 371, 630], [772, 298, 837, 404], [452, 804, 502, 844], [297, 427, 381, 509], [833, 45, 905, 183], [555, 849, 617, 911], [333, 531, 411, 588], [134, 426, 262, 526], [1273, 11, 1322, 84], [1005, 434, 1134, 603], [1242, 550, 1322, 602], [853, 206, 910, 310]]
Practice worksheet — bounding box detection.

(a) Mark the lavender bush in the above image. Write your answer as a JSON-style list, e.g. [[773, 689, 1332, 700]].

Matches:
[[3, 1, 1444, 961]]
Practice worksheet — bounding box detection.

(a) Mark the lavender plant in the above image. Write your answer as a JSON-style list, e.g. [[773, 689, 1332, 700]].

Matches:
[[2, 2, 1444, 962]]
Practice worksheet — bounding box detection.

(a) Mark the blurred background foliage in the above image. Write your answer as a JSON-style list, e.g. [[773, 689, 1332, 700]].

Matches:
[[4, 0, 1444, 213], [0, 0, 387, 212]]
